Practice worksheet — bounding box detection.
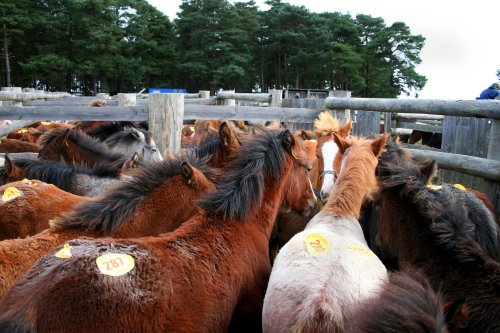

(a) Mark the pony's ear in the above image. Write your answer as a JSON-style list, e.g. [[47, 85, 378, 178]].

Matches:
[[56, 129, 70, 146], [444, 299, 470, 331], [300, 130, 312, 140], [121, 152, 140, 173], [4, 153, 13, 174], [393, 135, 400, 143], [337, 120, 353, 138], [371, 133, 389, 157], [219, 122, 231, 148], [181, 161, 194, 181], [332, 132, 348, 154], [130, 128, 142, 140], [27, 127, 42, 136], [420, 160, 437, 184], [281, 129, 295, 154]]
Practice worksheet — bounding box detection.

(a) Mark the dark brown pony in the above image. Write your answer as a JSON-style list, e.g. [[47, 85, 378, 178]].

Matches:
[[348, 269, 449, 333], [0, 129, 315, 332], [0, 153, 216, 300], [375, 150, 500, 332], [0, 180, 90, 240], [375, 138, 500, 262]]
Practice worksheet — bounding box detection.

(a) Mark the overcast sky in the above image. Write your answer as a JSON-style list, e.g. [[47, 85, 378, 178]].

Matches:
[[146, 0, 500, 100]]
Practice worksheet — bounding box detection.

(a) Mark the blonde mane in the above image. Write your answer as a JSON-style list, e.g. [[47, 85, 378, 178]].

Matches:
[[313, 111, 342, 135]]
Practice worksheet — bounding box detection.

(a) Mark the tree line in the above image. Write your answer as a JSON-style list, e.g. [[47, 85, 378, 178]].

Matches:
[[1, 0, 428, 97]]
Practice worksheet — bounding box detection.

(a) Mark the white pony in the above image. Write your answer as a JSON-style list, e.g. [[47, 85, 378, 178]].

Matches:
[[263, 133, 389, 333]]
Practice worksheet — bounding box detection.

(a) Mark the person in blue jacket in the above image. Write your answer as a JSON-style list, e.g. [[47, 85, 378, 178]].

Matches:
[[477, 83, 500, 99]]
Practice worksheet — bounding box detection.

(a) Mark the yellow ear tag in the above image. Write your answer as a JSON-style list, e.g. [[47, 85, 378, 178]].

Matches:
[[41, 121, 52, 125], [346, 243, 375, 257], [426, 184, 442, 190], [21, 178, 30, 184], [17, 129, 28, 133], [304, 233, 331, 254], [2, 187, 22, 203], [96, 253, 135, 277], [453, 184, 466, 191], [55, 243, 73, 259]]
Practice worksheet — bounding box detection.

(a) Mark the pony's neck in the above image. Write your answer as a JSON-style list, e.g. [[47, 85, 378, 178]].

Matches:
[[253, 167, 294, 238]]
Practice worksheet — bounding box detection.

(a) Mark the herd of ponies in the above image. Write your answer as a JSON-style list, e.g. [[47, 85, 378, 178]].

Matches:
[[0, 107, 498, 332]]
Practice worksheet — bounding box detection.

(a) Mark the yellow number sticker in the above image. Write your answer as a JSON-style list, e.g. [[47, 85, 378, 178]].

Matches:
[[346, 243, 375, 257], [55, 243, 73, 259], [453, 184, 466, 191], [304, 233, 332, 254], [2, 187, 22, 203], [96, 253, 135, 276]]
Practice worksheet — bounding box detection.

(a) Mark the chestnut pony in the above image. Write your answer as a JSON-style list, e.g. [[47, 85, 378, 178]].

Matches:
[[375, 147, 500, 331], [263, 133, 389, 333], [313, 112, 352, 201], [0, 180, 90, 240], [0, 153, 216, 300], [191, 121, 242, 169], [0, 129, 316, 333]]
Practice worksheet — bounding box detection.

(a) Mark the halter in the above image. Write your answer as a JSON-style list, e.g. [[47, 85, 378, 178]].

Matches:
[[319, 170, 338, 180]]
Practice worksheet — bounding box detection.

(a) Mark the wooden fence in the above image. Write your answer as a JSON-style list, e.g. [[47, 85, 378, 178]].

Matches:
[[1, 90, 499, 218]]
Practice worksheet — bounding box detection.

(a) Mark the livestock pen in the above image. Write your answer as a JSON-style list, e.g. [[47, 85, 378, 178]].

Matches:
[[0, 88, 499, 219]]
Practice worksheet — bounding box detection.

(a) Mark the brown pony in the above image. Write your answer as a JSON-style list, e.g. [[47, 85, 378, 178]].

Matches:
[[191, 119, 246, 146], [0, 138, 40, 153], [0, 153, 216, 300], [6, 127, 42, 143], [0, 180, 90, 240], [348, 269, 449, 333], [269, 137, 321, 260], [0, 129, 316, 332], [375, 149, 500, 331], [191, 121, 242, 169], [313, 111, 352, 200]]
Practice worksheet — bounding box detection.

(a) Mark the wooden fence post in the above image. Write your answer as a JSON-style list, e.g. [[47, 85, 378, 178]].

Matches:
[[485, 119, 500, 218], [199, 90, 210, 99], [328, 90, 351, 123], [148, 93, 184, 158], [117, 93, 136, 107], [222, 90, 235, 106], [270, 89, 282, 107]]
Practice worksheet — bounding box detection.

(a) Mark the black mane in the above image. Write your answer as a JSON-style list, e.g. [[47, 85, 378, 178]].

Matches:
[[197, 129, 288, 220], [52, 152, 214, 235]]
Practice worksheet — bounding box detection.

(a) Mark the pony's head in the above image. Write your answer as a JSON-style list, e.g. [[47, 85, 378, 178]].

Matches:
[[104, 127, 163, 162], [313, 112, 352, 201], [323, 132, 389, 218], [37, 128, 71, 162], [281, 131, 317, 217]]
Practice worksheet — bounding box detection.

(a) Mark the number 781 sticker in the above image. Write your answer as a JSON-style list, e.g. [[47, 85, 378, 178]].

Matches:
[[96, 253, 135, 276]]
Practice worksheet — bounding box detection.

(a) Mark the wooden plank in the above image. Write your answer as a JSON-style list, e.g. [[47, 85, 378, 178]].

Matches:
[[24, 99, 119, 106], [397, 121, 442, 133], [216, 92, 270, 103], [0, 120, 39, 137], [409, 149, 500, 181], [324, 97, 500, 119], [0, 91, 71, 101], [401, 143, 441, 152], [0, 105, 149, 121], [394, 113, 444, 120], [352, 111, 381, 136]]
